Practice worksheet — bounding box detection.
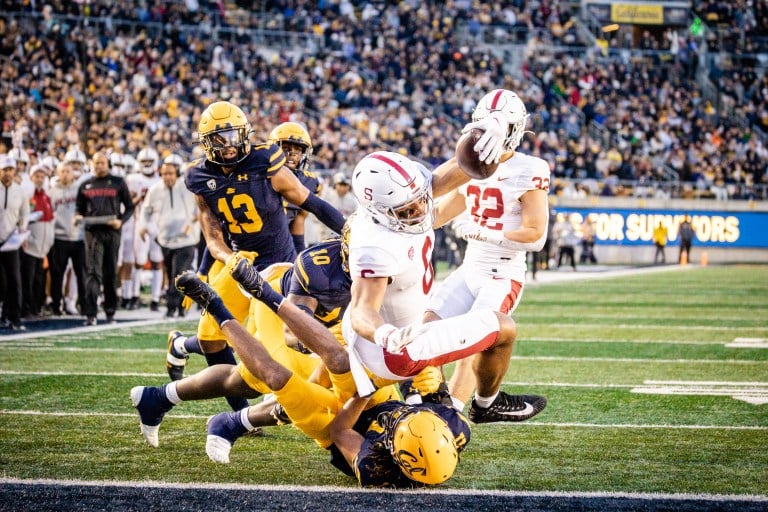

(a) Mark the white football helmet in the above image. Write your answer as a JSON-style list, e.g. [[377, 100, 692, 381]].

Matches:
[[136, 147, 159, 176], [110, 153, 137, 176], [40, 155, 61, 174], [351, 151, 433, 234], [8, 147, 29, 169], [472, 89, 529, 152], [64, 147, 86, 164]]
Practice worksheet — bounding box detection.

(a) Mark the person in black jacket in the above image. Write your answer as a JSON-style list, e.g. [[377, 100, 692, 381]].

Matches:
[[75, 151, 134, 325]]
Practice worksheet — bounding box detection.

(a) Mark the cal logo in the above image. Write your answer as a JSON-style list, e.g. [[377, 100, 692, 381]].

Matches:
[[226, 187, 236, 195], [236, 174, 248, 181], [206, 179, 217, 191]]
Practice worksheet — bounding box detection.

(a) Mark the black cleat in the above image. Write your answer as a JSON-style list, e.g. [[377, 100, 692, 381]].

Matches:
[[175, 271, 219, 311], [468, 392, 547, 423], [166, 330, 188, 381], [230, 258, 268, 299]]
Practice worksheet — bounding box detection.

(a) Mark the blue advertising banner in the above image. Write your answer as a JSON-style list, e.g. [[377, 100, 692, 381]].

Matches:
[[552, 208, 768, 248]]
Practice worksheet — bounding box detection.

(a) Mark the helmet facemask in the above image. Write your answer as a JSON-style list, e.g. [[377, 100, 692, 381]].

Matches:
[[200, 126, 251, 166]]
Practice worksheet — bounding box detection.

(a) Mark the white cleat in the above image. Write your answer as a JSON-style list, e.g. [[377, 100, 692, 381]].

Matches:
[[206, 435, 233, 464]]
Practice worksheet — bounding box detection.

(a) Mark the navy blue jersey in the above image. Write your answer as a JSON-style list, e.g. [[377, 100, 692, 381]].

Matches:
[[350, 401, 471, 488], [185, 144, 297, 266], [284, 168, 321, 224], [280, 239, 350, 327]]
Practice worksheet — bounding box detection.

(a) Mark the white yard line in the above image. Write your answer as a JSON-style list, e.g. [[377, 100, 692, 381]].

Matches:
[[0, 409, 765, 431], [0, 476, 766, 501]]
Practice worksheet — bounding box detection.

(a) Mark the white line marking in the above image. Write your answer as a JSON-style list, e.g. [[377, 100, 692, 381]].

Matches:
[[515, 356, 767, 365], [727, 338, 768, 349], [0, 318, 173, 341], [1, 476, 766, 501], [1, 409, 766, 430], [523, 338, 733, 345], [631, 380, 768, 404], [525, 323, 768, 331]]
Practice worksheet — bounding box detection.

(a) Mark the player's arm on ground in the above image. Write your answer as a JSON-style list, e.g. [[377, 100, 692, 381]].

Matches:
[[433, 189, 467, 229], [271, 166, 345, 233], [195, 193, 232, 263], [431, 157, 470, 199], [329, 394, 371, 470]]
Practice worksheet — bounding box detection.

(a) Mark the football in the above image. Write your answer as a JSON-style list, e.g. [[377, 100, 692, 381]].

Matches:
[[455, 128, 499, 180]]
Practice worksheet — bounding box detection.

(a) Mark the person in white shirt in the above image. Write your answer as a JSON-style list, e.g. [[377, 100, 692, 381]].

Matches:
[[47, 161, 86, 317], [0, 154, 30, 330], [21, 164, 55, 318], [139, 154, 200, 318], [430, 89, 551, 417]]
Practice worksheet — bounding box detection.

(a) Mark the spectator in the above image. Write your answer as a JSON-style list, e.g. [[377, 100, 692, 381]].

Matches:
[[678, 215, 695, 263], [21, 164, 55, 319], [47, 161, 87, 317], [554, 213, 579, 271], [579, 217, 597, 264], [75, 151, 134, 326], [139, 154, 200, 318], [0, 154, 30, 331], [315, 171, 357, 243], [652, 221, 668, 265]]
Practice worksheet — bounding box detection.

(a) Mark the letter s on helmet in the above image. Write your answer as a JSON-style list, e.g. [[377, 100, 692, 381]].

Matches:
[[198, 101, 251, 165], [351, 151, 433, 235], [389, 408, 458, 485]]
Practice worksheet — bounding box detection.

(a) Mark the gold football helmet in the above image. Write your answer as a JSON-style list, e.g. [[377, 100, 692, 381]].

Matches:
[[385, 407, 458, 485], [268, 121, 313, 172], [198, 101, 251, 165]]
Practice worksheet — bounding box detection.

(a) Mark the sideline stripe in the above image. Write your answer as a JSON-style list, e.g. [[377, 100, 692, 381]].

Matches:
[[1, 410, 765, 431], [0, 318, 174, 342], [1, 477, 766, 501]]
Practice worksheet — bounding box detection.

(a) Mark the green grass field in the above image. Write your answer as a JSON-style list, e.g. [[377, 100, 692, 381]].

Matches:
[[1, 265, 766, 496]]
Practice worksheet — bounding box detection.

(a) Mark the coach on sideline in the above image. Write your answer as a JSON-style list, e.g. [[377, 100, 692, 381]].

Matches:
[[75, 151, 134, 326], [139, 154, 200, 318]]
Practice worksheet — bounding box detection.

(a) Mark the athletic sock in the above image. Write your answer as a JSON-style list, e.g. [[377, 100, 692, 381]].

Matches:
[[473, 392, 499, 409]]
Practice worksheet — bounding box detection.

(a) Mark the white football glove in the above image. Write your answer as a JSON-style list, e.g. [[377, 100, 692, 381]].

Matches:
[[374, 323, 429, 354], [451, 218, 484, 241], [461, 111, 506, 165]]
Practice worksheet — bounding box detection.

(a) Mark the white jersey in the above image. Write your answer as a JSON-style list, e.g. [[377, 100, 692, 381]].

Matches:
[[458, 151, 550, 281], [347, 212, 435, 328]]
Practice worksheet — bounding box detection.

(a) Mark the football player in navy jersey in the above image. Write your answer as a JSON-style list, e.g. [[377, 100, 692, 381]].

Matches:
[[164, 259, 470, 488], [329, 395, 470, 487], [153, 101, 345, 413], [267, 122, 321, 253]]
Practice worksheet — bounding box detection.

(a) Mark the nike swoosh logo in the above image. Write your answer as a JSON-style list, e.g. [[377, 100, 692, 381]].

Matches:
[[497, 176, 510, 181], [498, 402, 535, 417]]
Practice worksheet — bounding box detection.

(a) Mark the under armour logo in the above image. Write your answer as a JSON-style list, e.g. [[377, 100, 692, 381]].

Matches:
[[236, 174, 248, 181]]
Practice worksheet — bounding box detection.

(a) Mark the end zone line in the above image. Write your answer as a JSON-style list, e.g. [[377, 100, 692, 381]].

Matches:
[[1, 477, 766, 502]]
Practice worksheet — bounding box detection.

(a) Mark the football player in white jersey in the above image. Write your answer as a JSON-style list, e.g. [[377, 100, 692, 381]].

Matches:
[[429, 89, 551, 422], [342, 150, 546, 423], [123, 147, 164, 310]]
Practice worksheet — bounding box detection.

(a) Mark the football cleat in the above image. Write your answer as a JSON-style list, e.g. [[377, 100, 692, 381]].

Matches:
[[205, 411, 249, 464], [468, 392, 547, 424], [270, 402, 292, 425], [166, 330, 188, 381], [130, 385, 174, 447], [175, 271, 219, 311], [229, 258, 267, 299]]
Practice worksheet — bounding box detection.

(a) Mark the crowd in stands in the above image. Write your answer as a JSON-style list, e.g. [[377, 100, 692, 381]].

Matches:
[[2, 0, 766, 331]]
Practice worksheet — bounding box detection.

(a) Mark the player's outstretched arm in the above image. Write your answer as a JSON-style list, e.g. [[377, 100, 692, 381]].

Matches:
[[271, 165, 345, 233]]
